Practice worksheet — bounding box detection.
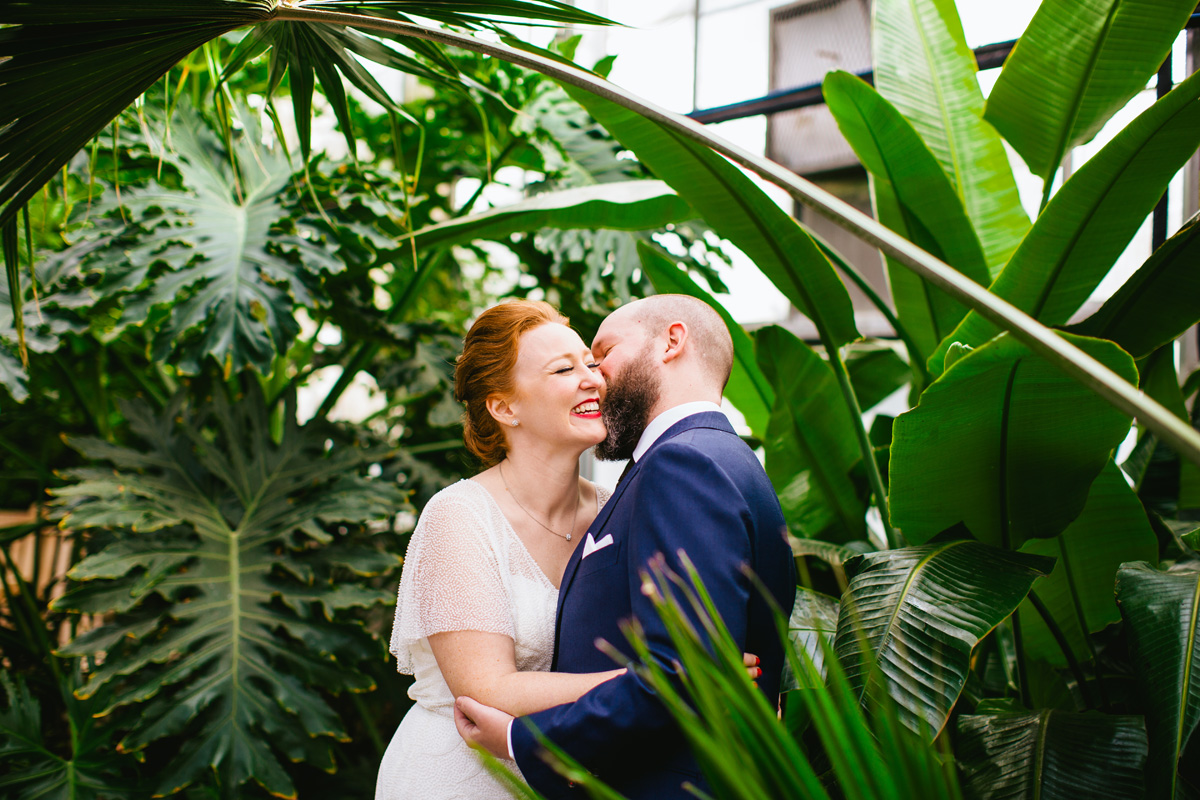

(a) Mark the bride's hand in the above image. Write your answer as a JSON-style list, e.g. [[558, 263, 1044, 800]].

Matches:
[[744, 652, 762, 682]]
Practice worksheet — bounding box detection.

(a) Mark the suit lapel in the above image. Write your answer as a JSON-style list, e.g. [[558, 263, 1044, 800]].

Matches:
[[550, 411, 736, 666]]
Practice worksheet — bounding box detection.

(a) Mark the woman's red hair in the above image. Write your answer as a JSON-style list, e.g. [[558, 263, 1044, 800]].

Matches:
[[455, 300, 570, 467]]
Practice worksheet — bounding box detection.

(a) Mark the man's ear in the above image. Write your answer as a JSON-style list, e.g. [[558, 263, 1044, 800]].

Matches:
[[485, 395, 517, 428], [661, 321, 688, 364]]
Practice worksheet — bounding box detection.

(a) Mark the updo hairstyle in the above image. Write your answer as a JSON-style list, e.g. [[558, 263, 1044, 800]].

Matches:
[[455, 300, 570, 467]]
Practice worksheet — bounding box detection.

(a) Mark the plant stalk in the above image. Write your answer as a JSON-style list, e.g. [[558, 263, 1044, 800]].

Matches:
[[824, 342, 899, 549], [1026, 590, 1096, 709], [270, 5, 1200, 470]]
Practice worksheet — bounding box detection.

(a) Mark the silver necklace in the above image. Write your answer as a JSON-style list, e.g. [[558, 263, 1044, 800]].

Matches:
[[498, 460, 579, 542]]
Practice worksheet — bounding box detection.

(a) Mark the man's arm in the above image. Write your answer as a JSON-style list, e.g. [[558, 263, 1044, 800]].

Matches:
[[511, 444, 753, 795]]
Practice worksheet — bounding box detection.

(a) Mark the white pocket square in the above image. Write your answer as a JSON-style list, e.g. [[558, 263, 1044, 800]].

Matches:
[[582, 532, 614, 559]]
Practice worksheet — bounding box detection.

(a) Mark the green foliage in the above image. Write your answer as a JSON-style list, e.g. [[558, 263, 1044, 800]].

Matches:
[[956, 711, 1149, 799], [557, 83, 860, 351], [756, 325, 868, 544], [49, 379, 406, 797], [889, 333, 1138, 549], [1116, 563, 1200, 798], [1016, 461, 1157, 670], [984, 0, 1197, 187], [835, 540, 1053, 736], [871, 0, 1029, 272], [540, 557, 964, 800], [824, 69, 989, 363], [931, 66, 1200, 373]]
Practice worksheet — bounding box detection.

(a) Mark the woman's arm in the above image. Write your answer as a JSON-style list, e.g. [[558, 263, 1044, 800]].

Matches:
[[428, 630, 624, 717]]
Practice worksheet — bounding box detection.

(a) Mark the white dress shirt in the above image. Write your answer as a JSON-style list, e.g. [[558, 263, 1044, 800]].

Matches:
[[503, 401, 727, 759]]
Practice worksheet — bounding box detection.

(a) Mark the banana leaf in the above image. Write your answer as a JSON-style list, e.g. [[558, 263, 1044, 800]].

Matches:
[[1016, 460, 1157, 668], [780, 586, 841, 692], [984, 0, 1196, 186], [1115, 562, 1200, 799], [638, 241, 773, 440], [757, 325, 867, 544], [872, 0, 1029, 272], [824, 70, 989, 362], [957, 711, 1148, 800], [559, 84, 860, 350], [845, 345, 910, 412], [1068, 211, 1200, 360], [890, 332, 1138, 550], [930, 67, 1200, 374], [836, 539, 1053, 737]]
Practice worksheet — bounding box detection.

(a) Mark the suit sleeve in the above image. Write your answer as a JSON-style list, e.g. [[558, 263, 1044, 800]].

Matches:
[[511, 442, 752, 795]]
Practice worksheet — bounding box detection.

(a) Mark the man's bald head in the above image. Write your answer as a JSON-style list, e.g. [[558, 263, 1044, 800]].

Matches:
[[614, 294, 734, 390]]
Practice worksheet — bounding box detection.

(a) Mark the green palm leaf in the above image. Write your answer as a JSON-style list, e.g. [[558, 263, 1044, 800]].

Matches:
[[956, 711, 1148, 800], [824, 70, 989, 363], [930, 66, 1200, 374], [872, 0, 1029, 272], [1016, 460, 1157, 668], [756, 325, 867, 544], [404, 180, 693, 251], [836, 540, 1053, 737], [1116, 561, 1200, 799], [637, 241, 773, 440], [984, 0, 1196, 187], [50, 382, 406, 797], [890, 332, 1137, 549], [1068, 211, 1200, 360]]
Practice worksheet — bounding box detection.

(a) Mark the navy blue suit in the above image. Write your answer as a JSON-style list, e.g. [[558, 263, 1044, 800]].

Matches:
[[511, 411, 796, 798]]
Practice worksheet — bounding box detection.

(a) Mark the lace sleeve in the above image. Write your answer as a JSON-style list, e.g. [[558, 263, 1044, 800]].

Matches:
[[389, 485, 514, 673]]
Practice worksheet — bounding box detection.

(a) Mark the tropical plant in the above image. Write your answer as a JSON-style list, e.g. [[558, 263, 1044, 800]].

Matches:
[[4, 0, 1200, 797]]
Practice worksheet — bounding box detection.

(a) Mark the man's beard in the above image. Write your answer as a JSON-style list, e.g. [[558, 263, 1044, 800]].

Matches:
[[595, 347, 660, 462]]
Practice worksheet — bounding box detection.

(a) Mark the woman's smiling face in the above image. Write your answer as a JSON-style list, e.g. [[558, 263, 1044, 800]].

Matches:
[[501, 322, 606, 453]]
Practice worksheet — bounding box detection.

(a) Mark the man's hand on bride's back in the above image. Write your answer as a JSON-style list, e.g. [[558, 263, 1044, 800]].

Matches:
[[455, 695, 515, 760]]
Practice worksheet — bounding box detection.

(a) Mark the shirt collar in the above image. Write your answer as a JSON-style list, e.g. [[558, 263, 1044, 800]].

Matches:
[[631, 401, 726, 462]]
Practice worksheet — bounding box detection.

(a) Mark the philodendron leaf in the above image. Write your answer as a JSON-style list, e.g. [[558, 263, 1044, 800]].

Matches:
[[836, 540, 1053, 737], [780, 587, 840, 692], [824, 70, 990, 364], [1116, 562, 1200, 799], [638, 241, 772, 440], [984, 0, 1196, 185], [560, 84, 860, 349], [890, 332, 1138, 550], [74, 106, 342, 376], [51, 380, 406, 798], [872, 0, 1029, 273], [957, 711, 1148, 800], [1069, 211, 1200, 360], [757, 325, 866, 543], [405, 181, 694, 251], [930, 66, 1200, 374], [1016, 460, 1157, 668]]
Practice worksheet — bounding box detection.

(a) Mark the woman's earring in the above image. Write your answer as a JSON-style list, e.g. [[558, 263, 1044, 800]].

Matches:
[[511, 420, 519, 427]]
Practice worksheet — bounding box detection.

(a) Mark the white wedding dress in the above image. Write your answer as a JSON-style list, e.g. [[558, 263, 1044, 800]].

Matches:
[[376, 478, 609, 800]]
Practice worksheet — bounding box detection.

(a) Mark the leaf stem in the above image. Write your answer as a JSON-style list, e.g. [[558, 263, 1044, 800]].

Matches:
[[824, 343, 899, 549], [814, 236, 932, 388], [1026, 589, 1096, 709]]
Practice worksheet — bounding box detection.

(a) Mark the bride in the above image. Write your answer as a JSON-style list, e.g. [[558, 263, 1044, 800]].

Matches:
[[375, 300, 621, 799]]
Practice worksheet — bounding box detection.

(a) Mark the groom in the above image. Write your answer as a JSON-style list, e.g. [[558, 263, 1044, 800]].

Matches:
[[455, 294, 796, 798]]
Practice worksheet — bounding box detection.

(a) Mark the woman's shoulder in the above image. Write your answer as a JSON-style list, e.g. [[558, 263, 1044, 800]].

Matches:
[[417, 479, 490, 525]]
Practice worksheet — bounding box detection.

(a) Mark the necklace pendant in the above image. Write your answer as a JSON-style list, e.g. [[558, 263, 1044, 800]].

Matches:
[[566, 533, 572, 541]]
